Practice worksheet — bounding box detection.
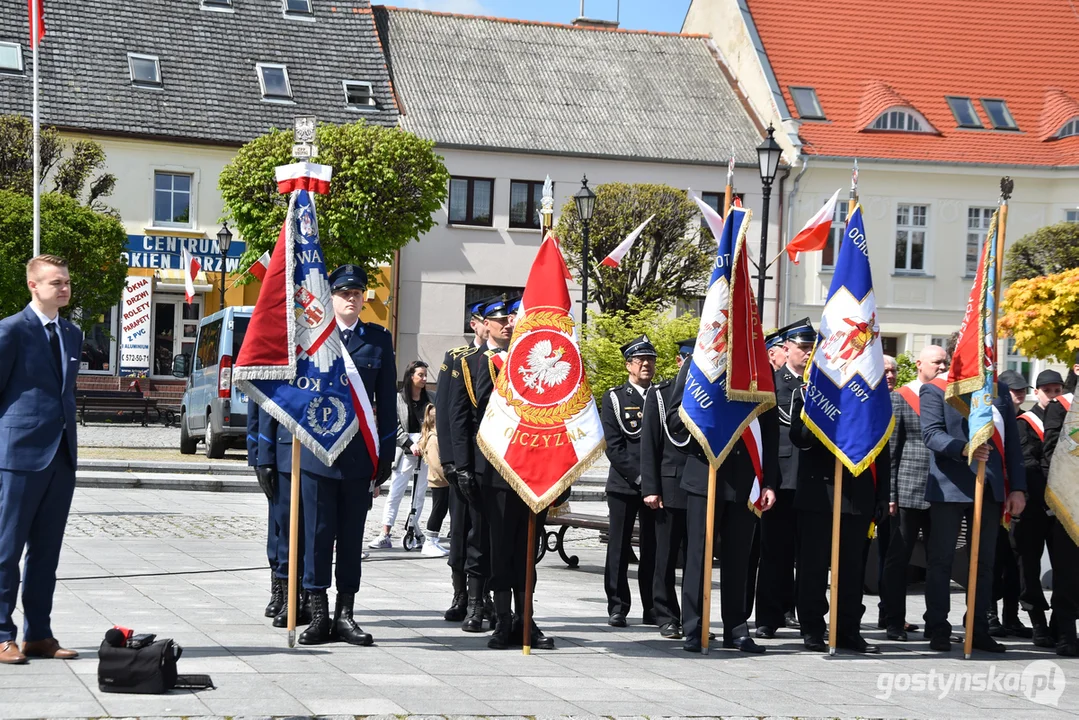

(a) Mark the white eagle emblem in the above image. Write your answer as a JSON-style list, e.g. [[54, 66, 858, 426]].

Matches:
[[519, 339, 572, 394]]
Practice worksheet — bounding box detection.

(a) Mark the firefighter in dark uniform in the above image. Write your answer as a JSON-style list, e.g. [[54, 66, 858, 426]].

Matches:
[[666, 359, 778, 653], [436, 303, 489, 625], [640, 338, 693, 639], [264, 265, 397, 645], [755, 319, 815, 638], [601, 336, 658, 627], [790, 386, 890, 654], [449, 299, 554, 649]]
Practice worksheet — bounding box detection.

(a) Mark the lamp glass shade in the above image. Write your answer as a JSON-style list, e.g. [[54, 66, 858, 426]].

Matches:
[[217, 223, 234, 253], [757, 126, 783, 183], [573, 179, 596, 223]]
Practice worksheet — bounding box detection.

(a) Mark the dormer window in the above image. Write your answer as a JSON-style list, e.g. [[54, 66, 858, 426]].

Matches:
[[201, 0, 233, 9], [946, 96, 983, 128], [0, 42, 23, 73], [981, 99, 1018, 130], [256, 63, 293, 101], [1058, 117, 1079, 139], [128, 54, 162, 87], [283, 0, 312, 15], [343, 81, 377, 110], [869, 107, 931, 132], [790, 86, 825, 120]]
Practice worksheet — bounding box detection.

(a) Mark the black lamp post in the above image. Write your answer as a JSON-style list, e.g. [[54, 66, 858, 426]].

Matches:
[[756, 124, 783, 314], [217, 222, 233, 310], [573, 175, 597, 325]]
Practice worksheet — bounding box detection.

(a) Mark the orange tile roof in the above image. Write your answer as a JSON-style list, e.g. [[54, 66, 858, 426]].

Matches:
[[746, 0, 1079, 166]]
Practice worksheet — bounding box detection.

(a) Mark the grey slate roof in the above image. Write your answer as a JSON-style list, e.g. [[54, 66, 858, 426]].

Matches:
[[373, 7, 764, 165], [0, 0, 398, 145]]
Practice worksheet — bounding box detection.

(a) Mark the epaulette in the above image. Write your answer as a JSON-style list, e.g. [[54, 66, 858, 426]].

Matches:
[[447, 344, 471, 358], [654, 379, 672, 389], [362, 322, 390, 335]]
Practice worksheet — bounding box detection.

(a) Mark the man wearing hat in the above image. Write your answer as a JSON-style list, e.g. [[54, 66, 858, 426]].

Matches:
[[1014, 369, 1066, 647], [600, 336, 659, 628], [755, 317, 815, 638], [263, 264, 397, 645], [436, 302, 491, 624], [449, 299, 555, 649], [765, 330, 788, 372], [639, 338, 693, 639]]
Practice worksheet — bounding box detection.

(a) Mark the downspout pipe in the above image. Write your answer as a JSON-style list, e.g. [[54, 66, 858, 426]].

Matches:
[[783, 158, 810, 326]]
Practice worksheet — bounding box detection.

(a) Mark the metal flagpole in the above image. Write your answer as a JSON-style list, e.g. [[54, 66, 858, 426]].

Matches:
[[287, 438, 301, 648], [32, 0, 41, 256]]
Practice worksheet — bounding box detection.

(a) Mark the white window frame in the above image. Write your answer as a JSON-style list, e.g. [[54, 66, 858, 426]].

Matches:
[[149, 167, 199, 231], [256, 63, 293, 102], [894, 202, 929, 274], [869, 106, 932, 133], [1058, 117, 1079, 139], [342, 80, 376, 110], [200, 0, 234, 11], [0, 41, 24, 73], [1004, 338, 1037, 401], [1066, 209, 1079, 224], [282, 0, 314, 19], [789, 86, 825, 120], [965, 206, 995, 277], [980, 98, 1018, 130], [128, 53, 162, 87], [821, 201, 849, 270]]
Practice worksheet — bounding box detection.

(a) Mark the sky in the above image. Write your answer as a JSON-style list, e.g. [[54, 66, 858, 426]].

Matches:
[[381, 0, 693, 33]]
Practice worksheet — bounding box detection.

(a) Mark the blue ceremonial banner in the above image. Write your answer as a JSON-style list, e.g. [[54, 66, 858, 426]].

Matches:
[[679, 199, 775, 469], [803, 204, 893, 475]]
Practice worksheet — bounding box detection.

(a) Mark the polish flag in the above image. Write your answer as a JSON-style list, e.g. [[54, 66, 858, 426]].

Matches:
[[785, 189, 840, 264], [275, 162, 332, 195], [601, 214, 654, 268], [28, 0, 45, 48], [547, 232, 574, 280], [180, 247, 200, 304], [248, 249, 271, 281]]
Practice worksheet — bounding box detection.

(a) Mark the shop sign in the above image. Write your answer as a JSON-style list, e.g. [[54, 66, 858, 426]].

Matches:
[[119, 276, 153, 377], [122, 234, 247, 272]]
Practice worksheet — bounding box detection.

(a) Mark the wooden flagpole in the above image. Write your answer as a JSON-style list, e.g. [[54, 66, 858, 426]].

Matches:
[[963, 177, 1011, 659], [523, 512, 536, 655], [287, 437, 301, 647]]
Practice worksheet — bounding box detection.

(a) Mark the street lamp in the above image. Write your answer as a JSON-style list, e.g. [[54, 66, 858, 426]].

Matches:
[[217, 222, 233, 310], [573, 175, 596, 325], [755, 124, 783, 314]]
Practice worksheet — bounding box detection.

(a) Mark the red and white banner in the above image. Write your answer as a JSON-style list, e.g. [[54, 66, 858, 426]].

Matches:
[[28, 0, 45, 48], [248, 249, 271, 281], [785, 189, 840, 264], [601, 214, 654, 268], [180, 247, 201, 304], [275, 162, 332, 195], [478, 235, 606, 512]]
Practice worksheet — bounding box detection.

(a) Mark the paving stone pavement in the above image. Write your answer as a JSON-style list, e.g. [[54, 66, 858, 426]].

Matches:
[[0, 487, 1076, 719]]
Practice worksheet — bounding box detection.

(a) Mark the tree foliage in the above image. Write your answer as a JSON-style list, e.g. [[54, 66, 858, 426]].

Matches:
[[1004, 221, 1079, 284], [580, 299, 701, 402], [0, 190, 128, 332], [218, 122, 449, 282], [895, 352, 917, 387], [999, 267, 1079, 362], [0, 115, 117, 212], [554, 183, 713, 314]]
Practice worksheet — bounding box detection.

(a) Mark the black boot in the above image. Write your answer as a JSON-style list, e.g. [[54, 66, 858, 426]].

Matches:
[[332, 592, 373, 646], [273, 588, 312, 628], [462, 576, 485, 633], [1032, 610, 1055, 648], [298, 590, 332, 644], [444, 570, 467, 622], [511, 589, 554, 650], [487, 591, 514, 649], [265, 572, 285, 618], [1057, 620, 1078, 657], [483, 591, 496, 630], [987, 603, 1005, 637]]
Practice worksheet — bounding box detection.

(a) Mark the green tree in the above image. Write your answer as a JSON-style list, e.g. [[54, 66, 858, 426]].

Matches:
[[580, 299, 701, 402], [895, 352, 917, 387], [218, 122, 449, 281], [554, 183, 713, 314], [1004, 221, 1079, 284], [0, 190, 128, 332]]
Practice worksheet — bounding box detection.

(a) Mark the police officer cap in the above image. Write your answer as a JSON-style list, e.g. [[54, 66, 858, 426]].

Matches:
[[999, 370, 1028, 391], [677, 337, 696, 356], [779, 317, 815, 345], [483, 299, 510, 319], [621, 335, 658, 360], [508, 298, 522, 315], [329, 264, 368, 293], [469, 302, 486, 319], [764, 329, 785, 350], [1036, 369, 1065, 388]]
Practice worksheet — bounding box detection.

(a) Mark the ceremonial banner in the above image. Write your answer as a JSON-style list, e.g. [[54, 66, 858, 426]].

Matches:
[[478, 234, 605, 513], [679, 199, 775, 489], [945, 209, 1000, 457], [803, 204, 893, 475], [233, 167, 377, 468], [1046, 400, 1079, 544]]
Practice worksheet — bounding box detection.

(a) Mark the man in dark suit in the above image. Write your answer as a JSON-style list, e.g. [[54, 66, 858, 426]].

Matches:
[[0, 255, 83, 665], [600, 335, 658, 628], [263, 265, 396, 646], [640, 339, 692, 639], [920, 376, 1026, 653], [1042, 394, 1078, 656]]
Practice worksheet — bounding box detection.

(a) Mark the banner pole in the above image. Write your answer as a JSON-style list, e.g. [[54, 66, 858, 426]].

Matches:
[[701, 464, 717, 654], [32, 0, 41, 256], [523, 512, 536, 655], [827, 456, 843, 656], [963, 461, 987, 658], [287, 437, 301, 648]]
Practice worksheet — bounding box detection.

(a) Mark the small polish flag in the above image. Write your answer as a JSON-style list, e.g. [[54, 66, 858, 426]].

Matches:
[[600, 214, 655, 268], [785, 189, 840, 264], [28, 0, 45, 48], [181, 247, 200, 304], [248, 249, 271, 281], [274, 162, 332, 195]]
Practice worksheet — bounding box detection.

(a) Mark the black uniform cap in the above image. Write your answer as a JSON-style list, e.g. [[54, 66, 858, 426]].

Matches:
[[483, 298, 511, 319], [764, 329, 785, 350], [1036, 369, 1065, 388], [999, 370, 1028, 391], [677, 337, 696, 356], [778, 317, 815, 345], [621, 335, 658, 360], [329, 264, 368, 292]]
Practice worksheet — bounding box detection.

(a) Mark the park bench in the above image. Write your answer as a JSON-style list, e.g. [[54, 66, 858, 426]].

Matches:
[[538, 510, 640, 568], [76, 389, 158, 427]]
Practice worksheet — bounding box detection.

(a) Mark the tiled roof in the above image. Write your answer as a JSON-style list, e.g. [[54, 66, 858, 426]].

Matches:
[[373, 6, 765, 165], [745, 0, 1079, 166], [0, 0, 398, 145]]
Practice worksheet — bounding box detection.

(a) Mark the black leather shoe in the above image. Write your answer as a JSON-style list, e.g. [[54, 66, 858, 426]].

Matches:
[[1057, 640, 1079, 657], [265, 572, 285, 618], [987, 615, 1006, 637], [1002, 618, 1033, 638], [784, 611, 800, 629], [331, 592, 373, 646], [608, 613, 627, 628], [683, 641, 701, 653], [754, 624, 777, 639], [929, 634, 952, 652], [298, 590, 333, 645], [1033, 624, 1055, 648], [529, 623, 555, 650], [837, 633, 880, 654], [905, 622, 920, 632], [642, 608, 657, 626], [886, 626, 908, 642], [803, 635, 826, 652], [724, 635, 766, 653], [659, 622, 683, 639], [483, 592, 496, 631], [971, 634, 1006, 653], [444, 570, 467, 622], [462, 576, 486, 633], [273, 589, 312, 628]]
